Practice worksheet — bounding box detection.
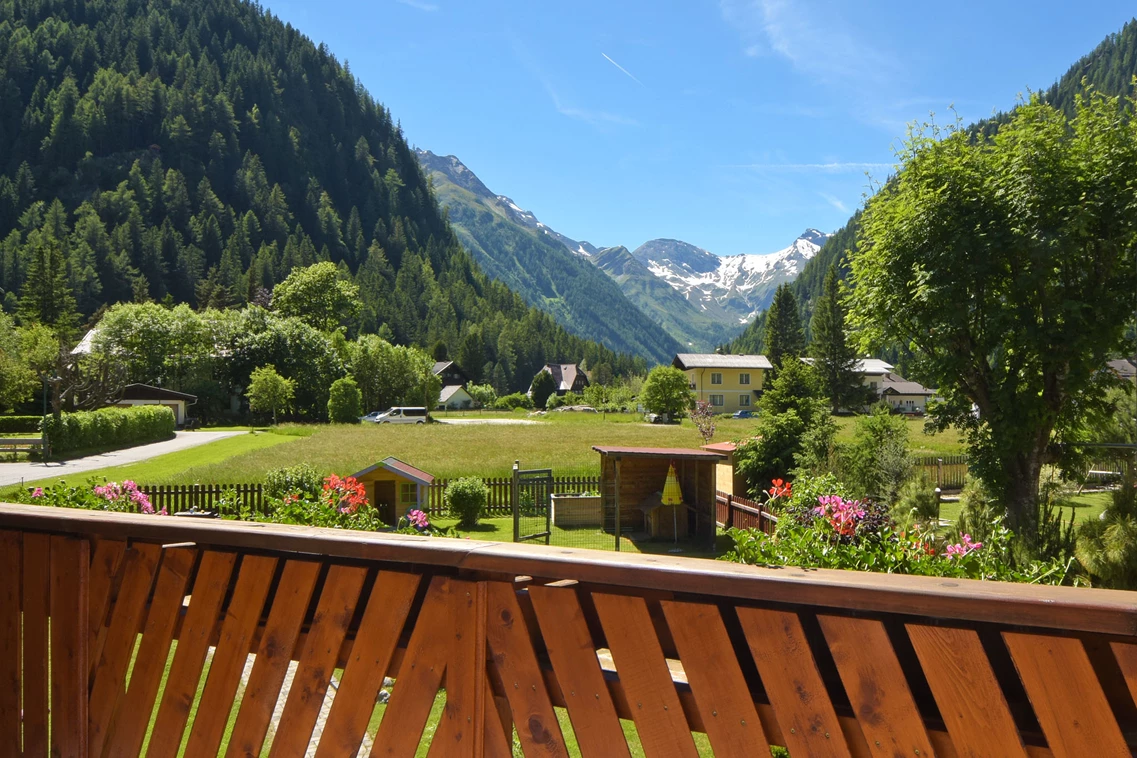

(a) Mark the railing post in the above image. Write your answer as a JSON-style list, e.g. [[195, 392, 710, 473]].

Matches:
[[512, 461, 520, 543]]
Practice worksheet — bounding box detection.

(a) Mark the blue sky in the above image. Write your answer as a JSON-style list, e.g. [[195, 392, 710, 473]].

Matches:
[[262, 1, 1134, 256]]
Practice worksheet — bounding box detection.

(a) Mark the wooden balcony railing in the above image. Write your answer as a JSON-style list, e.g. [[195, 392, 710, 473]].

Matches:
[[3, 501, 1137, 756]]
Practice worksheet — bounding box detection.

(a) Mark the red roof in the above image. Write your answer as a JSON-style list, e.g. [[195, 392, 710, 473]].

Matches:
[[592, 446, 725, 460], [350, 457, 435, 485]]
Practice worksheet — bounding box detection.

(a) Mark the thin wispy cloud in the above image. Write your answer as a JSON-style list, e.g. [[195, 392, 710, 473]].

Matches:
[[719, 0, 894, 86], [394, 0, 438, 11], [728, 161, 892, 174], [544, 82, 638, 127], [820, 192, 848, 212], [601, 53, 643, 86]]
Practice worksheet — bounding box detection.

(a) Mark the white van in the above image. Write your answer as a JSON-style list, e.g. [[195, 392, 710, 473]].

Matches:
[[367, 406, 429, 424]]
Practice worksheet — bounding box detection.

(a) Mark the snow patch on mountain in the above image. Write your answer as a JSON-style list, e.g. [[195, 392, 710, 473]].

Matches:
[[635, 230, 830, 323]]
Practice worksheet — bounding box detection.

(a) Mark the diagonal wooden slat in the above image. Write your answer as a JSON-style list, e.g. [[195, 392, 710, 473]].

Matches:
[[88, 541, 162, 758], [818, 615, 935, 758], [183, 554, 278, 756], [50, 535, 89, 758], [315, 570, 421, 758], [425, 579, 481, 758], [662, 600, 770, 757], [906, 624, 1029, 758], [1110, 640, 1137, 714], [737, 607, 853, 758], [226, 559, 322, 758], [483, 675, 515, 758], [147, 550, 237, 758], [269, 564, 368, 758], [105, 546, 197, 758], [593, 592, 700, 758], [528, 584, 631, 758], [88, 537, 127, 685], [1003, 632, 1130, 757], [23, 531, 50, 757], [0, 531, 19, 749], [373, 576, 465, 758], [486, 582, 570, 757]]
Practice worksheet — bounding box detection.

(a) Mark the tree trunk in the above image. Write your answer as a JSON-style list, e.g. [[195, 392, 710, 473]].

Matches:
[[1001, 449, 1045, 550]]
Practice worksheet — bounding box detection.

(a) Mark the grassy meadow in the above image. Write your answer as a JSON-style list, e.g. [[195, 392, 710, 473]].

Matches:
[[4, 410, 966, 492]]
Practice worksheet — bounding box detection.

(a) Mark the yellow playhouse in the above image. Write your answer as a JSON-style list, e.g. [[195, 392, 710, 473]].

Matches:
[[350, 457, 435, 525]]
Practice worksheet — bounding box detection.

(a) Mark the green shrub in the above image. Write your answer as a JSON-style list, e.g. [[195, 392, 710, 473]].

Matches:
[[1076, 476, 1137, 588], [327, 377, 362, 423], [493, 392, 533, 411], [954, 477, 1002, 545], [263, 464, 324, 500], [891, 471, 940, 529], [841, 402, 911, 502], [0, 415, 41, 433], [446, 477, 489, 528], [43, 405, 175, 456]]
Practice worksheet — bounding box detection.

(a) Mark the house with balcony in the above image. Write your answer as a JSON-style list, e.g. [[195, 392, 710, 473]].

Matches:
[[672, 353, 772, 414]]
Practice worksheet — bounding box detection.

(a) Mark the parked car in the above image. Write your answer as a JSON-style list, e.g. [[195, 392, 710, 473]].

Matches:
[[366, 406, 429, 424], [360, 410, 383, 423], [732, 409, 754, 419]]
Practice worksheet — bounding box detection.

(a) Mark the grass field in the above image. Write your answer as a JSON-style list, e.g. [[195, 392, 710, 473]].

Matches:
[[4, 410, 966, 491], [938, 490, 1113, 526]]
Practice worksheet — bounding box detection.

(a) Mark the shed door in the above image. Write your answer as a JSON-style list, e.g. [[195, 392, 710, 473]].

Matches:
[[374, 481, 397, 525]]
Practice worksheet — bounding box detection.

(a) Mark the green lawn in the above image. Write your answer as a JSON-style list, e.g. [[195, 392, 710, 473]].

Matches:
[[833, 415, 963, 456], [4, 410, 965, 492], [937, 490, 1112, 526]]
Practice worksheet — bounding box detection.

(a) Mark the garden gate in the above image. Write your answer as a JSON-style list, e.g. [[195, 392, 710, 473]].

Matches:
[[512, 460, 552, 545]]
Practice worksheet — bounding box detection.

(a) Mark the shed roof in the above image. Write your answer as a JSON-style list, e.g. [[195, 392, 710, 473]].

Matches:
[[351, 456, 435, 486], [880, 374, 935, 396], [701, 442, 737, 453], [673, 354, 772, 370], [439, 385, 471, 403], [121, 383, 197, 402], [592, 446, 725, 460]]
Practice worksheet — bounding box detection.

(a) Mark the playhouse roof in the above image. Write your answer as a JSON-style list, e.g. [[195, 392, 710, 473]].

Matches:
[[350, 456, 435, 486]]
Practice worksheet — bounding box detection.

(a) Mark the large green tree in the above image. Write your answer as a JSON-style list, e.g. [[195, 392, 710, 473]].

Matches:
[[849, 91, 1137, 546], [18, 234, 77, 336], [809, 264, 863, 413], [763, 284, 804, 369], [272, 262, 361, 333], [640, 366, 693, 420]]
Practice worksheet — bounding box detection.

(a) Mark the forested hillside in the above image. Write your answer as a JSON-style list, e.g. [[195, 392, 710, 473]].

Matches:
[[0, 0, 645, 390], [418, 150, 680, 363], [728, 18, 1137, 355]]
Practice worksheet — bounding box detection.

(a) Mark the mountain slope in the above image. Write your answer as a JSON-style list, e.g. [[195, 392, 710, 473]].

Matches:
[[417, 150, 678, 362], [633, 230, 830, 326], [728, 17, 1137, 355], [591, 246, 737, 350], [0, 0, 646, 389]]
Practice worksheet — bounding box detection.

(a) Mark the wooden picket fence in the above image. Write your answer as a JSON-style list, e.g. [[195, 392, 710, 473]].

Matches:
[[422, 475, 600, 516], [138, 483, 265, 516], [715, 491, 778, 534], [913, 454, 969, 490]]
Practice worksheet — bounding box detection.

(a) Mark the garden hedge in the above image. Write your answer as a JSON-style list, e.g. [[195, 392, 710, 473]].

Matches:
[[43, 405, 176, 456], [0, 415, 41, 433]]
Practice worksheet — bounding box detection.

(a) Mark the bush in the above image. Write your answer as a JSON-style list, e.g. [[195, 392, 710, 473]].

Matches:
[[263, 464, 324, 500], [640, 365, 692, 419], [43, 405, 175, 456], [493, 392, 533, 411], [327, 377, 363, 423], [841, 402, 911, 502], [954, 477, 1002, 546], [0, 415, 41, 433], [466, 383, 497, 409], [891, 471, 940, 529], [447, 477, 489, 528], [1076, 476, 1137, 588]]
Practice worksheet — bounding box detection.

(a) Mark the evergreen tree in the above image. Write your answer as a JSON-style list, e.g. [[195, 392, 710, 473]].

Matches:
[[764, 284, 805, 369], [18, 234, 77, 336], [809, 264, 863, 412]]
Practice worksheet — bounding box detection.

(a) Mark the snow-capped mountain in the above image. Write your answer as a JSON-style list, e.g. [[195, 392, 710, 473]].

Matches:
[[632, 230, 831, 324]]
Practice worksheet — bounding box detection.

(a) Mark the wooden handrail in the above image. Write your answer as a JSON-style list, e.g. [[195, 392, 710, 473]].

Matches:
[[1, 502, 1134, 636]]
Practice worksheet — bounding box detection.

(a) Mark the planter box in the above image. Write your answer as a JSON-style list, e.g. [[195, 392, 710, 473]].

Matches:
[[551, 493, 602, 528]]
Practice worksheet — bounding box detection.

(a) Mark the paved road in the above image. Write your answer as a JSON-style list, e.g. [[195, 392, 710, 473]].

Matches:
[[434, 418, 542, 426], [0, 430, 242, 487]]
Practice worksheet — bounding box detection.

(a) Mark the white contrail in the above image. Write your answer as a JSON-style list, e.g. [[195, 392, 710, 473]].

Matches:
[[601, 53, 643, 85]]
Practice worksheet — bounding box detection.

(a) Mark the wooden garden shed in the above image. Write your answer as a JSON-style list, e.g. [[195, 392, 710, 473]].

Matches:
[[592, 446, 724, 549], [350, 457, 435, 525]]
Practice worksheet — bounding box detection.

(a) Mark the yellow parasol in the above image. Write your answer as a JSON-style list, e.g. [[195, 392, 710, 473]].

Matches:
[[661, 462, 682, 543]]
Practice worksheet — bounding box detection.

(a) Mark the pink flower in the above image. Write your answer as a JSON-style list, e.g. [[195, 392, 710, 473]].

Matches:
[[945, 533, 982, 559], [31, 487, 44, 498], [407, 509, 429, 529]]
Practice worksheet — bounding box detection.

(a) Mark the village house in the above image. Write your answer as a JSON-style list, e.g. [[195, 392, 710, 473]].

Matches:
[[116, 383, 197, 427], [432, 360, 474, 410], [672, 353, 772, 414], [535, 363, 590, 396]]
